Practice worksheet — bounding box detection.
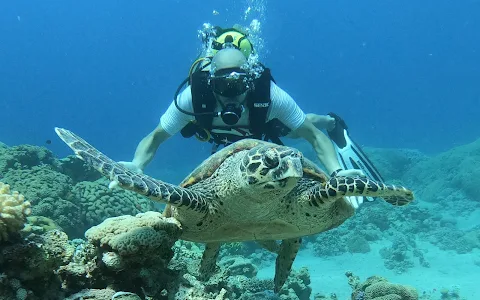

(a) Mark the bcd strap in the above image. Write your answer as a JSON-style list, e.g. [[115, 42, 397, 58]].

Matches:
[[181, 68, 279, 147], [179, 71, 214, 139], [247, 68, 271, 136], [190, 71, 216, 131]]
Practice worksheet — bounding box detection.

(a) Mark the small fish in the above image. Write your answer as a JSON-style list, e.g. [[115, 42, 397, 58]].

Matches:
[[45, 139, 52, 145]]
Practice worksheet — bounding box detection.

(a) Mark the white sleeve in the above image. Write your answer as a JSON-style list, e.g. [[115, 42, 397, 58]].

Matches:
[[267, 82, 306, 131], [159, 86, 195, 135]]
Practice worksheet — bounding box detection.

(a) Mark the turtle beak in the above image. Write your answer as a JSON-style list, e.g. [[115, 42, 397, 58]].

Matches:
[[272, 151, 303, 189], [273, 158, 302, 190], [281, 156, 303, 179]]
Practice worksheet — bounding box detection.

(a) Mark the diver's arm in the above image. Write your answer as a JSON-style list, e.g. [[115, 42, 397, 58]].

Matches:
[[267, 83, 342, 173], [305, 113, 336, 131], [293, 118, 367, 209], [291, 119, 342, 174], [267, 83, 340, 173], [129, 87, 193, 171], [131, 123, 171, 171]]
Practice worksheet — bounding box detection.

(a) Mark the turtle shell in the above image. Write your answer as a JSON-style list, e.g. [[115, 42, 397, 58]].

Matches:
[[301, 156, 329, 182], [180, 139, 263, 188], [180, 139, 328, 188], [162, 140, 263, 218], [163, 140, 328, 218]]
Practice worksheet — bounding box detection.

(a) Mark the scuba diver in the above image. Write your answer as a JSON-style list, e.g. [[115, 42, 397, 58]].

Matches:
[[115, 25, 383, 208]]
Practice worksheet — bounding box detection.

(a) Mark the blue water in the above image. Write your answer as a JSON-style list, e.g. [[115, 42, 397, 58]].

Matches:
[[2, 0, 480, 165], [1, 1, 480, 298]]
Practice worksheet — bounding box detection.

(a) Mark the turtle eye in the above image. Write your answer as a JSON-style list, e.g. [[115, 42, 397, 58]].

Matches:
[[263, 152, 279, 168]]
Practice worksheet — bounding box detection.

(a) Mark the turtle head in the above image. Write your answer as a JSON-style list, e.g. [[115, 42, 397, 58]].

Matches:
[[241, 145, 304, 196]]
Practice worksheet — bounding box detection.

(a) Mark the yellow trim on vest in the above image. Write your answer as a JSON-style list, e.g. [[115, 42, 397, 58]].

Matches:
[[215, 31, 252, 58], [194, 127, 211, 142]]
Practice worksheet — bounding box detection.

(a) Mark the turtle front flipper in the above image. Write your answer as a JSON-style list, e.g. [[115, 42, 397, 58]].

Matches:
[[55, 128, 211, 213], [198, 242, 221, 280], [308, 176, 414, 206], [274, 238, 301, 293]]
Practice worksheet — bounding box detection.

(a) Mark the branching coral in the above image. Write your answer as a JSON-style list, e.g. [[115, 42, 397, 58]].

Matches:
[[0, 182, 31, 241]]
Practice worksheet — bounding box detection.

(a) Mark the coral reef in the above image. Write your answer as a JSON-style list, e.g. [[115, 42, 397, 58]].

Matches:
[[170, 256, 311, 300], [312, 230, 348, 256], [58, 155, 101, 184], [364, 147, 427, 182], [60, 212, 182, 298], [23, 215, 61, 235], [2, 165, 72, 205], [0, 184, 420, 300], [220, 241, 275, 268], [32, 196, 84, 238], [347, 271, 418, 300], [293, 141, 426, 183], [279, 267, 312, 300], [404, 138, 480, 204], [84, 211, 182, 257], [2, 138, 478, 299], [308, 201, 433, 273], [0, 182, 31, 242], [346, 235, 371, 254], [437, 285, 463, 300], [0, 229, 75, 299], [55, 212, 312, 299], [71, 179, 155, 228], [0, 144, 59, 177], [26, 177, 156, 239], [1, 142, 155, 238], [379, 236, 416, 274], [65, 288, 117, 300]]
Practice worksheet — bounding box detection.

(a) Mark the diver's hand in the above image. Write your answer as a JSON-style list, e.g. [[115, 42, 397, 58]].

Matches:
[[108, 161, 143, 189], [307, 114, 336, 131], [325, 115, 336, 131], [335, 169, 365, 177]]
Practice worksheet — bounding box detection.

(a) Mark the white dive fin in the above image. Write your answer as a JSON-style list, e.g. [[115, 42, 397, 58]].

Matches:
[[327, 113, 385, 202]]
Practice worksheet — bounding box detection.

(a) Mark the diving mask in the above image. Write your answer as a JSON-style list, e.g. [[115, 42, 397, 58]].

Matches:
[[210, 67, 251, 98]]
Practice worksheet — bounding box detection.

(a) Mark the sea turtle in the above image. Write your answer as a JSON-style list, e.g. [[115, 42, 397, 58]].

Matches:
[[55, 127, 414, 292]]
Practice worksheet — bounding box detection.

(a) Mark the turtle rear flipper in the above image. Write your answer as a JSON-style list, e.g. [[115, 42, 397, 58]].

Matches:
[[198, 242, 221, 280], [274, 238, 301, 293], [55, 127, 211, 213], [307, 176, 414, 207]]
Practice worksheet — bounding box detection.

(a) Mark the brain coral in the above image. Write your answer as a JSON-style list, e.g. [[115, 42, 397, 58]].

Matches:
[[72, 179, 155, 227], [31, 197, 84, 238], [0, 182, 31, 241], [2, 165, 72, 205], [353, 275, 418, 300], [0, 144, 58, 177]]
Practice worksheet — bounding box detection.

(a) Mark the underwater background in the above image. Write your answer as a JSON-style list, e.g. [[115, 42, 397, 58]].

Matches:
[[1, 0, 480, 299]]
